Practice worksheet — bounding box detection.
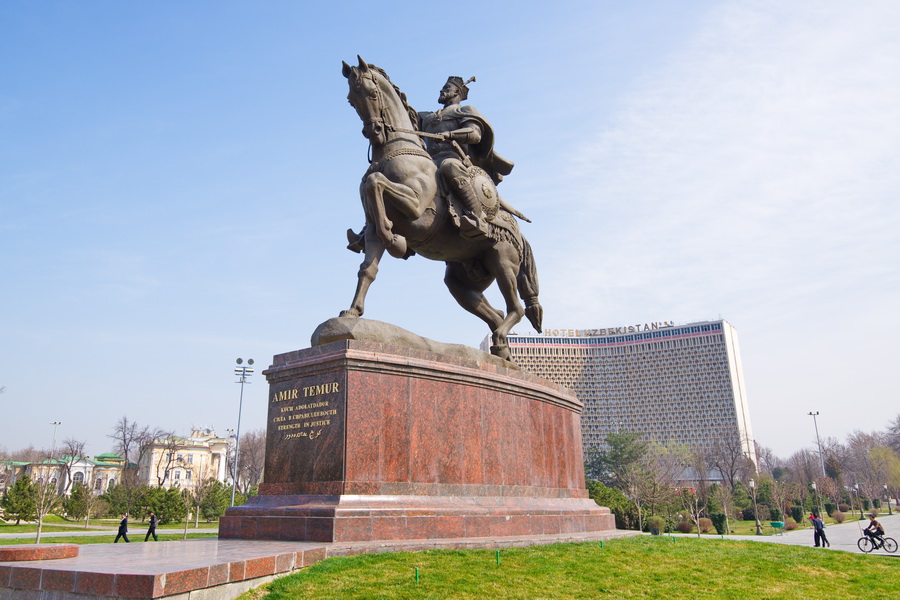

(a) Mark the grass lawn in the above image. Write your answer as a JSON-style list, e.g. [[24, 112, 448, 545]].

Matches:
[[249, 537, 899, 600]]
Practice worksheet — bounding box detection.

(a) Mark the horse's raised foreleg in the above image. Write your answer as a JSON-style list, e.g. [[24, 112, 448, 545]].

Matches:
[[361, 172, 426, 259], [340, 224, 385, 318]]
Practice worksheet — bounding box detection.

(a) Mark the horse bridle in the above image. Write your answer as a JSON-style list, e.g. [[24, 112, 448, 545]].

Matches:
[[354, 69, 430, 165]]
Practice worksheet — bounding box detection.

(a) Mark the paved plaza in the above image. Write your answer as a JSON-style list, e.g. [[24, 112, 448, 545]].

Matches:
[[665, 512, 900, 556]]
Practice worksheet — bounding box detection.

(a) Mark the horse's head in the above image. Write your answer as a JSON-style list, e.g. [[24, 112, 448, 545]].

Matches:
[[343, 56, 417, 147], [343, 56, 389, 145]]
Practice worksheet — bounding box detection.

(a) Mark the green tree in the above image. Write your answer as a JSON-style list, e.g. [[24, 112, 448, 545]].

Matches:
[[200, 480, 230, 521], [100, 483, 149, 516], [587, 480, 636, 529], [144, 486, 188, 525], [586, 432, 648, 488], [64, 481, 89, 520], [2, 475, 36, 524]]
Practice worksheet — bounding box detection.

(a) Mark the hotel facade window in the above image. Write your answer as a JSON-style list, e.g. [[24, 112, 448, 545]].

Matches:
[[488, 319, 756, 465]]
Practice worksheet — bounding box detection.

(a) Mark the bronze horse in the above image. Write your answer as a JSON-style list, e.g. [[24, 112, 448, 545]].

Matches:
[[340, 57, 542, 361]]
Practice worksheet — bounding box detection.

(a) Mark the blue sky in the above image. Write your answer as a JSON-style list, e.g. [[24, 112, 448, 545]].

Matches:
[[2, 1, 898, 459]]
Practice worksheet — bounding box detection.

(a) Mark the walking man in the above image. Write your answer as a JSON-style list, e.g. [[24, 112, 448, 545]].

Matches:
[[809, 513, 829, 547], [145, 511, 158, 542], [114, 513, 130, 543]]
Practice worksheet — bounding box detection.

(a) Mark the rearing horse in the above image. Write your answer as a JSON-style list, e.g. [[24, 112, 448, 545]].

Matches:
[[340, 57, 542, 361]]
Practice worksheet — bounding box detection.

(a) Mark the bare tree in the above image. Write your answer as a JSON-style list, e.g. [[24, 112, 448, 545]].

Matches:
[[785, 449, 819, 487], [621, 442, 681, 531], [30, 451, 65, 543], [770, 479, 799, 523], [712, 483, 735, 533], [152, 435, 181, 487], [710, 435, 753, 490], [58, 438, 87, 495], [7, 446, 43, 463], [108, 417, 166, 513], [237, 429, 266, 493], [887, 414, 900, 454], [755, 444, 779, 477], [845, 431, 885, 501], [176, 452, 215, 530]]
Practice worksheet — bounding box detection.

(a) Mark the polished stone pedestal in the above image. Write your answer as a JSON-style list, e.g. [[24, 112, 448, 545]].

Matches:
[[219, 339, 614, 542]]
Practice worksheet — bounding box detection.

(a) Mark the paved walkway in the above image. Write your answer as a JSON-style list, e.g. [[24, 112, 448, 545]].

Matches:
[[0, 528, 218, 540], [662, 512, 900, 555]]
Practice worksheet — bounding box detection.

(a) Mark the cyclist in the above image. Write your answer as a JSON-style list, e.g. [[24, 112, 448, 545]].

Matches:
[[863, 515, 885, 548]]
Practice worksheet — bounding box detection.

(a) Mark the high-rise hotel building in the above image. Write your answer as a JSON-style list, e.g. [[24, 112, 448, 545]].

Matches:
[[489, 319, 756, 462]]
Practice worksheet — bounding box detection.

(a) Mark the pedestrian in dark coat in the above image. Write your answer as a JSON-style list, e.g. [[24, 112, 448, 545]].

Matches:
[[809, 513, 829, 547], [114, 513, 130, 543], [145, 512, 159, 542]]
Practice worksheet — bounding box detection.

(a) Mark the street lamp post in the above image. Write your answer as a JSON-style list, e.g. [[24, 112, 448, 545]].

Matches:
[[749, 479, 763, 535], [807, 412, 827, 479], [854, 483, 864, 519], [231, 358, 253, 507], [49, 421, 61, 459], [885, 484, 892, 516]]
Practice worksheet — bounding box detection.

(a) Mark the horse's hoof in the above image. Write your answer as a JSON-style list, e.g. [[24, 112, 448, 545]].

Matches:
[[386, 234, 408, 259], [490, 345, 512, 361]]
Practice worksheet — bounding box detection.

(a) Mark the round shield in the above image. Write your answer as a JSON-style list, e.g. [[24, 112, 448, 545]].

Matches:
[[470, 166, 499, 217]]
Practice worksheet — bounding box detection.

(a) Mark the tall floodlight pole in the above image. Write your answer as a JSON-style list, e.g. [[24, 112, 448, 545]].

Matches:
[[885, 484, 892, 515], [749, 479, 762, 535], [231, 358, 253, 506], [807, 412, 827, 479], [49, 421, 61, 459]]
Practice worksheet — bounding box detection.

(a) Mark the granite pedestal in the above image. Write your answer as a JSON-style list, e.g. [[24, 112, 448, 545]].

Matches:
[[219, 340, 614, 542]]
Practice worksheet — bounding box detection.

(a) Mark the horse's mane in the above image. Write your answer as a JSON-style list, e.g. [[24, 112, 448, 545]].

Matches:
[[369, 64, 422, 140]]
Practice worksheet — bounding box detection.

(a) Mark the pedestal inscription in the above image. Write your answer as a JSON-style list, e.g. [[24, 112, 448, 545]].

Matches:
[[264, 370, 346, 487]]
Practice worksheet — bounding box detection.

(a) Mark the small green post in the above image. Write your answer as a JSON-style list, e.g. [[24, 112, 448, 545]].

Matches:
[[415, 567, 419, 584], [496, 550, 500, 566], [600, 541, 604, 549], [672, 536, 676, 543]]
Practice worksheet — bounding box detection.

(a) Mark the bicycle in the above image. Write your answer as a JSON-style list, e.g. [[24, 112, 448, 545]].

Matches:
[[857, 534, 898, 553]]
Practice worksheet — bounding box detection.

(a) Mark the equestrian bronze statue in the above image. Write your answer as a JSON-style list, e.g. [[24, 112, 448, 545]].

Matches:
[[340, 57, 542, 361]]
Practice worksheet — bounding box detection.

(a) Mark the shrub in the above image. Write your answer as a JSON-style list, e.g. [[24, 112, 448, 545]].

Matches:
[[862, 499, 871, 510], [873, 499, 881, 508], [790, 506, 803, 522], [838, 503, 850, 512], [698, 517, 714, 533], [710, 513, 727, 535], [741, 507, 755, 521], [824, 502, 836, 517], [832, 510, 846, 523], [784, 517, 798, 530], [769, 507, 782, 522], [675, 520, 694, 534], [586, 481, 637, 530], [647, 516, 665, 534]]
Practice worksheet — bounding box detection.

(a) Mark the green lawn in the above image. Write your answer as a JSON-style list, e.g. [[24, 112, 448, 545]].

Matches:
[[249, 537, 899, 600]]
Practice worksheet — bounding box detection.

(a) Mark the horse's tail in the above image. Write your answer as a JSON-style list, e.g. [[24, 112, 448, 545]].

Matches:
[[517, 237, 543, 331]]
